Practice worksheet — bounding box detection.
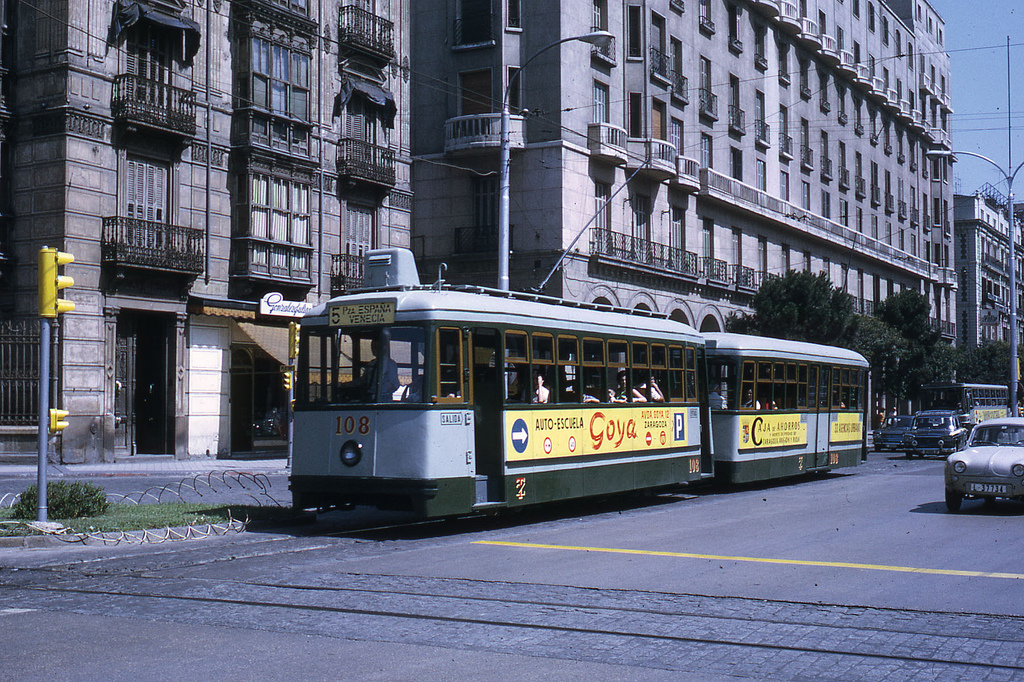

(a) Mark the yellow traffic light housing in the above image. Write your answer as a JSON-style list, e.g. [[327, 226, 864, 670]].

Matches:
[[38, 247, 75, 318], [288, 321, 300, 359], [281, 366, 293, 391], [48, 408, 70, 433]]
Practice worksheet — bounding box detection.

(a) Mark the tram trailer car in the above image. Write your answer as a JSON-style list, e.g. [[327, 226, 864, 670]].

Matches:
[[704, 333, 868, 484], [290, 249, 713, 518]]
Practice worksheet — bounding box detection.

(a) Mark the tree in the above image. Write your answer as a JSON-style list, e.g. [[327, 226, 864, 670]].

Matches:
[[848, 315, 910, 401], [726, 270, 855, 345], [957, 341, 1012, 386], [871, 290, 945, 400]]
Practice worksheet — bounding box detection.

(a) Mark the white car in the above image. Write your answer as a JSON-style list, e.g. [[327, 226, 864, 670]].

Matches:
[[944, 418, 1024, 512]]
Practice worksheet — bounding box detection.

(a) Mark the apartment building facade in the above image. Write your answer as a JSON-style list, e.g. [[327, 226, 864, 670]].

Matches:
[[411, 0, 956, 335], [1, 0, 411, 461], [953, 190, 1022, 348]]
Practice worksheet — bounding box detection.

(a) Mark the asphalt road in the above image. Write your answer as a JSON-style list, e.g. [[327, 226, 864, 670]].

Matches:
[[2, 451, 1023, 681]]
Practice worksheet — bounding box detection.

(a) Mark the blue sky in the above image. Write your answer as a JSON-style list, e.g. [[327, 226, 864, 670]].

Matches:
[[929, 0, 1024, 197]]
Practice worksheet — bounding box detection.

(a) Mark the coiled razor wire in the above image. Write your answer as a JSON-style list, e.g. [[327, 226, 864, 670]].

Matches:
[[0, 470, 284, 545]]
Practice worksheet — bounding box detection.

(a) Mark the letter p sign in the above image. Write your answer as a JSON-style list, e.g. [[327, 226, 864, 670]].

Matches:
[[674, 412, 686, 442]]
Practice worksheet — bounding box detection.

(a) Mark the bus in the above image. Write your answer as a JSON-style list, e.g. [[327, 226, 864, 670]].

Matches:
[[290, 249, 712, 517], [919, 382, 1010, 426], [704, 333, 868, 483]]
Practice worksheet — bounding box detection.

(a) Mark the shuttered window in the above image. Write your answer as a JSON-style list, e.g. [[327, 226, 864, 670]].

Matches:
[[126, 158, 168, 223]]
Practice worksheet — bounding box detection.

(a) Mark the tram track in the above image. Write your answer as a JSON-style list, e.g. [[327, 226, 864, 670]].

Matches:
[[3, 569, 1023, 679]]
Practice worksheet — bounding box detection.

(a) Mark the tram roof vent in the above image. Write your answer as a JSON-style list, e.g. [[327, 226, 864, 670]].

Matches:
[[362, 248, 421, 289]]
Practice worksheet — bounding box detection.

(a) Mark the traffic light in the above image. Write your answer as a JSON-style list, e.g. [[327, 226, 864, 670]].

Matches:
[[281, 366, 293, 391], [288, 321, 300, 359], [48, 408, 70, 433], [38, 247, 75, 318]]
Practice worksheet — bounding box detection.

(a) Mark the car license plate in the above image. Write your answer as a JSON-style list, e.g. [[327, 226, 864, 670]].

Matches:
[[968, 482, 1009, 494]]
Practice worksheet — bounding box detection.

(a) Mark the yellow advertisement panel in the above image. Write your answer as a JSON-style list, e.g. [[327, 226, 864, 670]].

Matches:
[[737, 413, 808, 450], [974, 408, 1009, 424], [830, 412, 864, 443], [329, 301, 395, 326], [505, 405, 697, 463]]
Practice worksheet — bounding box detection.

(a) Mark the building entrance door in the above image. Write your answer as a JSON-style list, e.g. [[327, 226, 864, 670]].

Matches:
[[114, 313, 173, 456]]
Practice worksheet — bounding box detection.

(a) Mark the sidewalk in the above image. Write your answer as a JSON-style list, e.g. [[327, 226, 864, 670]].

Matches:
[[0, 456, 290, 478]]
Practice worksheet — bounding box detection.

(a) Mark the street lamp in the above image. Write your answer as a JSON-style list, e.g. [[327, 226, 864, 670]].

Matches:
[[931, 149, 1024, 414], [497, 30, 614, 291]]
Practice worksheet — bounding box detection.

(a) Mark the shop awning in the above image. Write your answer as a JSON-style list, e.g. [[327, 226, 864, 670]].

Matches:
[[110, 0, 202, 62], [236, 321, 290, 366]]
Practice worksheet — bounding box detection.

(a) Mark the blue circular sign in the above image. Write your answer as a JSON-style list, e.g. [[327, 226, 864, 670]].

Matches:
[[510, 418, 529, 454]]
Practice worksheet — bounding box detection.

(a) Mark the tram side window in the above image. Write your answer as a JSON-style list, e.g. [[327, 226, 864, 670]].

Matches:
[[818, 366, 829, 408], [808, 365, 818, 409], [631, 342, 652, 403], [558, 336, 580, 403], [607, 340, 631, 402], [582, 338, 604, 402], [708, 360, 736, 409], [648, 344, 669, 403], [532, 333, 554, 404], [684, 346, 699, 403], [797, 364, 808, 408], [436, 328, 464, 402], [740, 360, 757, 409], [388, 328, 426, 402], [757, 362, 774, 409], [504, 330, 529, 403], [301, 331, 327, 404]]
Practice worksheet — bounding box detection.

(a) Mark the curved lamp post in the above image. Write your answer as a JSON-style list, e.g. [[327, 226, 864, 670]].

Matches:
[[497, 30, 614, 291], [932, 149, 1024, 414]]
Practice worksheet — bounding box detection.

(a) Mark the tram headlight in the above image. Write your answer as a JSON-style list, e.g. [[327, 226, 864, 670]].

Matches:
[[953, 460, 967, 474], [1012, 463, 1024, 478], [340, 440, 362, 467]]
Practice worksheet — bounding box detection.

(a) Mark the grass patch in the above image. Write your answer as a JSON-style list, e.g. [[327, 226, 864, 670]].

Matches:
[[0, 503, 297, 537]]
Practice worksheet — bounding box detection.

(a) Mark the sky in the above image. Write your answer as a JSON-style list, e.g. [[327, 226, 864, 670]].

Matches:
[[929, 0, 1024, 199]]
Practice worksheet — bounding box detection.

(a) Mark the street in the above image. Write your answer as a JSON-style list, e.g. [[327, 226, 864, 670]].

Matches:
[[2, 451, 1023, 681]]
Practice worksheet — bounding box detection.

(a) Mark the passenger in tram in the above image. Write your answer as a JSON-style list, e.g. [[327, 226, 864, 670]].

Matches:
[[533, 371, 551, 404], [610, 370, 632, 403], [636, 375, 664, 402], [583, 385, 601, 403], [742, 388, 761, 410]]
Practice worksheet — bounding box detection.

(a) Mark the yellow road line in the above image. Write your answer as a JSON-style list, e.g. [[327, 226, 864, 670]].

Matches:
[[473, 540, 1024, 580]]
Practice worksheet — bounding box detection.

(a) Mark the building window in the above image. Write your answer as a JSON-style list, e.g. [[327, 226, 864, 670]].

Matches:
[[456, 0, 493, 45], [631, 193, 651, 241], [507, 0, 521, 28], [802, 181, 811, 210], [731, 147, 743, 182], [627, 5, 642, 58], [245, 173, 311, 277], [628, 92, 643, 137], [701, 133, 713, 169], [459, 69, 492, 115], [780, 170, 789, 201], [671, 205, 685, 252], [126, 157, 168, 222], [756, 159, 767, 191], [345, 203, 375, 260], [251, 36, 310, 121], [472, 176, 498, 229], [595, 182, 611, 232], [821, 190, 831, 219], [593, 81, 610, 123], [670, 117, 683, 154], [593, 0, 608, 30]]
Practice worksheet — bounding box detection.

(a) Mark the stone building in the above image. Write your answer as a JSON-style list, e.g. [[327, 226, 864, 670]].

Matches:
[[410, 0, 956, 334], [953, 189, 1021, 348], [1, 0, 411, 461]]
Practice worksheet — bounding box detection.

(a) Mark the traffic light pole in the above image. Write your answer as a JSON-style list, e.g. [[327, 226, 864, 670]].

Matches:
[[37, 316, 50, 522]]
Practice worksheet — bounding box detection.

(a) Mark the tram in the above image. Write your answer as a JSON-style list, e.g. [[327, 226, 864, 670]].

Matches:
[[704, 333, 868, 483], [290, 249, 712, 517], [919, 382, 1010, 426]]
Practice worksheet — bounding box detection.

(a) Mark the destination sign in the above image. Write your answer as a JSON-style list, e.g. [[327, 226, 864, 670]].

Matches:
[[329, 301, 395, 326]]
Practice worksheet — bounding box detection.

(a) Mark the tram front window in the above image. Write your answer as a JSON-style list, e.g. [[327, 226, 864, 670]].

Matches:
[[302, 326, 426, 404]]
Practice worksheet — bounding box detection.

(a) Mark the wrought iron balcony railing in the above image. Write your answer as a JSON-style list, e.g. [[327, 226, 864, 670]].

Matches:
[[101, 217, 204, 275], [590, 228, 699, 278], [728, 105, 746, 135], [699, 88, 718, 119], [650, 47, 670, 82], [234, 238, 312, 284], [339, 5, 395, 60], [702, 256, 729, 282], [779, 132, 793, 158], [330, 253, 364, 295], [337, 138, 396, 187], [838, 166, 850, 189], [800, 144, 814, 169], [112, 74, 196, 136], [669, 70, 689, 102], [755, 119, 770, 146]]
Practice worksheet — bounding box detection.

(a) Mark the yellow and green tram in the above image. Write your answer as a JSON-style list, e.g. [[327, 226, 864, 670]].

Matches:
[[704, 333, 869, 484], [290, 249, 712, 517]]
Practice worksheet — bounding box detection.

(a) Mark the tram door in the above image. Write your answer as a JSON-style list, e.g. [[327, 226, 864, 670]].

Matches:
[[811, 365, 831, 467], [471, 328, 505, 503]]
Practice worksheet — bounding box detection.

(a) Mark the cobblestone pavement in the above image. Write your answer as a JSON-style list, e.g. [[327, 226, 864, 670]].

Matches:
[[2, 537, 1023, 681]]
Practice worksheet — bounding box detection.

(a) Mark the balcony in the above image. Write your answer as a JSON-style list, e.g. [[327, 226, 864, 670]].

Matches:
[[650, 47, 671, 84], [330, 253, 364, 296], [855, 176, 866, 199], [820, 33, 839, 63], [102, 217, 204, 275], [233, 109, 312, 159], [839, 50, 857, 78], [871, 76, 886, 97], [854, 123, 865, 137], [885, 194, 894, 214], [919, 72, 937, 96], [820, 155, 833, 181], [233, 239, 312, 285], [626, 137, 677, 180], [728, 105, 746, 135], [755, 119, 770, 147], [733, 264, 762, 290], [930, 317, 956, 340], [702, 256, 729, 282], [587, 122, 628, 165], [779, 132, 793, 159], [754, 52, 769, 71], [886, 89, 900, 108], [337, 138, 396, 187], [112, 74, 196, 137], [797, 18, 820, 49], [699, 88, 718, 120], [800, 144, 814, 170], [444, 113, 524, 155], [669, 70, 689, 103], [870, 185, 881, 207], [672, 155, 701, 192], [729, 37, 744, 55], [853, 63, 871, 86], [838, 111, 848, 126], [591, 33, 616, 64], [777, 1, 801, 32], [338, 5, 395, 61], [669, 0, 685, 12], [699, 15, 716, 35], [750, 0, 779, 16], [838, 166, 850, 190], [898, 200, 908, 221], [590, 228, 700, 280]]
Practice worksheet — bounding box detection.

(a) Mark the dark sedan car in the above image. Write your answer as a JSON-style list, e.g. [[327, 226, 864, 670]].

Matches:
[[906, 410, 968, 458], [873, 415, 914, 452]]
